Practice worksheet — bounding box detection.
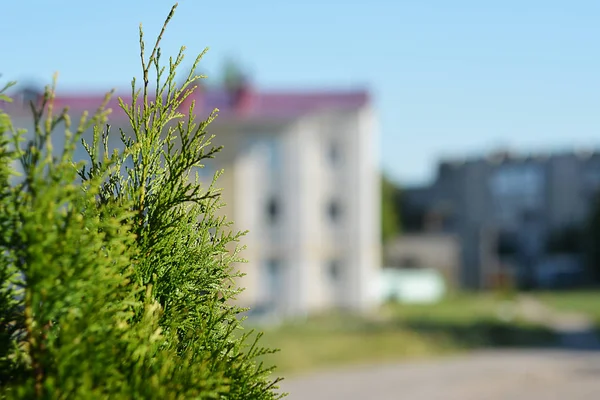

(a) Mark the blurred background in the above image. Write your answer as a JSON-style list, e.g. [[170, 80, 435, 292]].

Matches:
[[2, 1, 600, 398]]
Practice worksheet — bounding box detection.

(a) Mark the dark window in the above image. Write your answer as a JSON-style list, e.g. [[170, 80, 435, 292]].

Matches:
[[267, 258, 280, 275], [398, 256, 420, 269], [328, 200, 341, 222], [266, 197, 279, 223], [327, 259, 341, 281], [497, 232, 518, 256]]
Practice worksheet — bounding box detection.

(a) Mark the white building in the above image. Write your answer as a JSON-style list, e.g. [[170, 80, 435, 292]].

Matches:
[[4, 82, 381, 318]]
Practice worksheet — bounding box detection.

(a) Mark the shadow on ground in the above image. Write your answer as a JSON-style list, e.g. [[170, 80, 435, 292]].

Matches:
[[401, 319, 557, 348], [557, 330, 600, 351], [351, 318, 559, 349]]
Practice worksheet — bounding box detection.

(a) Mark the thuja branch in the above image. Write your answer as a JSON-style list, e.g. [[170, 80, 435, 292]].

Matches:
[[137, 3, 178, 230]]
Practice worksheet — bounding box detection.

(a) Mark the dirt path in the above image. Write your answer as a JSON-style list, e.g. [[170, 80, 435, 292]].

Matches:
[[515, 295, 600, 350]]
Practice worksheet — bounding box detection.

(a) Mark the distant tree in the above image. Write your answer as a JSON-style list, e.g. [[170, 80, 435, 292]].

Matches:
[[381, 173, 402, 243], [545, 224, 584, 255], [222, 57, 248, 91], [584, 193, 600, 284]]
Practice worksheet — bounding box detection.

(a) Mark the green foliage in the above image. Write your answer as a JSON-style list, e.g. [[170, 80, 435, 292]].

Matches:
[[585, 194, 600, 283], [222, 58, 247, 92], [381, 173, 401, 243], [545, 224, 584, 254], [0, 4, 284, 399]]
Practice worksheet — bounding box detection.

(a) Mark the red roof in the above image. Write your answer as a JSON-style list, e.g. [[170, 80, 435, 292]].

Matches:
[[2, 86, 370, 123]]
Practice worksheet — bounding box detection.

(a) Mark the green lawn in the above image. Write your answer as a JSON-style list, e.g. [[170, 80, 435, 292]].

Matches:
[[253, 294, 556, 376], [532, 290, 600, 324]]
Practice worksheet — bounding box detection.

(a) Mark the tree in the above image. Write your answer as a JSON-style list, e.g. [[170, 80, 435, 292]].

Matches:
[[222, 57, 248, 92], [585, 193, 600, 284], [381, 172, 402, 243], [545, 224, 584, 255], [0, 4, 284, 398]]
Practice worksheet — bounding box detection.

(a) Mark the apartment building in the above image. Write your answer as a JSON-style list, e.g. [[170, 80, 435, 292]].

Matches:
[[400, 149, 600, 289], [4, 82, 381, 318]]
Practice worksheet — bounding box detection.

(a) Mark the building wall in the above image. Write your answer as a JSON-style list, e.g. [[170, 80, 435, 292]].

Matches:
[[275, 106, 380, 315], [384, 233, 460, 287], [405, 150, 600, 290], [8, 99, 380, 318], [348, 106, 381, 310]]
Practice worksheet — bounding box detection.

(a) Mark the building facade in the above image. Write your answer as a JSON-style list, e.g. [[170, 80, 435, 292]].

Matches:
[[4, 82, 381, 318], [401, 149, 600, 289]]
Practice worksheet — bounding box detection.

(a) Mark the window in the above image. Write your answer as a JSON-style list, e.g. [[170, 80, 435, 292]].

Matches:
[[489, 164, 545, 224], [497, 232, 518, 256], [584, 166, 600, 193], [326, 259, 341, 282], [266, 258, 280, 276], [327, 199, 341, 222], [327, 140, 341, 166], [245, 135, 281, 170], [398, 256, 420, 269], [266, 196, 280, 224], [490, 164, 544, 200]]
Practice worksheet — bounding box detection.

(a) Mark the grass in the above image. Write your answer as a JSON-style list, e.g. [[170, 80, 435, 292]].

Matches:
[[255, 293, 557, 376], [531, 290, 600, 325], [256, 315, 458, 375]]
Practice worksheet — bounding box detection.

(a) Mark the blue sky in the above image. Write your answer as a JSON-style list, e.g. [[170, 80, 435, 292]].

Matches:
[[1, 0, 599, 185]]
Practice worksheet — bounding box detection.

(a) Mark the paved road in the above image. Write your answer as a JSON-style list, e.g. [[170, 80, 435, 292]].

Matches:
[[279, 349, 600, 400]]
